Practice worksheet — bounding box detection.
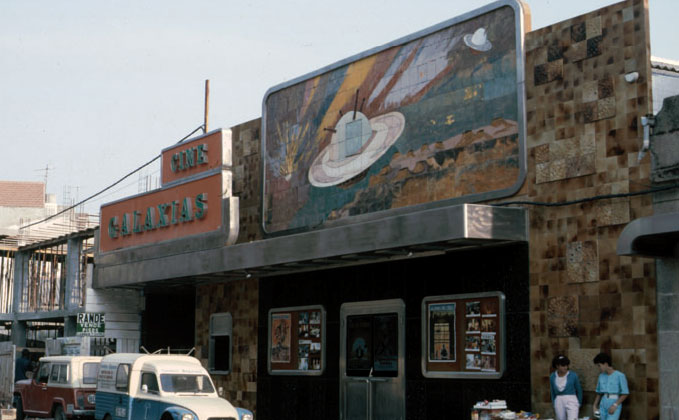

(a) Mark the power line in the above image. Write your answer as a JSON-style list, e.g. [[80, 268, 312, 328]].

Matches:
[[494, 183, 679, 208], [20, 124, 205, 230]]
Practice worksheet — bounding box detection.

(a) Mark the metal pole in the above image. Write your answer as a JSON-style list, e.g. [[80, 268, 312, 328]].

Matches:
[[204, 79, 210, 133]]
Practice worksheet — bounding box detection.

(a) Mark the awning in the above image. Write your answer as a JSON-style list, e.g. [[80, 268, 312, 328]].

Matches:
[[617, 212, 679, 257], [94, 203, 528, 288]]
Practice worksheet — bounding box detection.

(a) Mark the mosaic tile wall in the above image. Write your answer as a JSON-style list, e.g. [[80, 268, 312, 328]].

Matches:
[[261, 4, 523, 234], [195, 279, 259, 414], [231, 119, 265, 243], [515, 0, 658, 418], [193, 122, 262, 414]]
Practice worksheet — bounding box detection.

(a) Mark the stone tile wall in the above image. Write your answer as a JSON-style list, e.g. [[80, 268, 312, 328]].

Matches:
[[195, 279, 259, 414], [512, 0, 658, 418], [193, 119, 262, 414], [231, 119, 264, 243]]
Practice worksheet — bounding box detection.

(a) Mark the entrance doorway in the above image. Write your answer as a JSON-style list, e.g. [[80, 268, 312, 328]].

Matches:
[[340, 299, 405, 420]]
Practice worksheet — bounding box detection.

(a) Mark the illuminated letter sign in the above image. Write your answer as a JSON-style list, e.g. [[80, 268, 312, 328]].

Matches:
[[161, 130, 229, 185], [99, 129, 235, 253]]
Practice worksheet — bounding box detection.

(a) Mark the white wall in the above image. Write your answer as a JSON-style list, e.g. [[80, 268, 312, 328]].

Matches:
[[85, 264, 143, 353]]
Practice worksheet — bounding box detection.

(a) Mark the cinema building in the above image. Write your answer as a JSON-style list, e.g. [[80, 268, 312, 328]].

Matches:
[[93, 0, 677, 418]]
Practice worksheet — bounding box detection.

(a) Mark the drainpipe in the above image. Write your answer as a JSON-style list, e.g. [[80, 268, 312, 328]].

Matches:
[[638, 114, 655, 163]]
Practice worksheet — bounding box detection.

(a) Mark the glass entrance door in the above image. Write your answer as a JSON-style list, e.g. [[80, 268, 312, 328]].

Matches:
[[340, 299, 405, 420]]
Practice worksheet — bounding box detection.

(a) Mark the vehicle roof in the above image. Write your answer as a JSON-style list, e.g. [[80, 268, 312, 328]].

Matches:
[[100, 353, 204, 371], [39, 355, 102, 363], [141, 359, 207, 375]]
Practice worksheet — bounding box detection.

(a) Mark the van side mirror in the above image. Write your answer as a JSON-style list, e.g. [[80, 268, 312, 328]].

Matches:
[[142, 384, 148, 393]]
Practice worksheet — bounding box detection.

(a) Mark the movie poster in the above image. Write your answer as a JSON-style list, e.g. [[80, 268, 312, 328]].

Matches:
[[428, 303, 456, 362], [347, 316, 372, 371], [271, 313, 291, 363]]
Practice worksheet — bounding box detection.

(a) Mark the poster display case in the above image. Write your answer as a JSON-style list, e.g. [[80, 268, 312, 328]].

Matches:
[[421, 292, 505, 378], [268, 305, 326, 375]]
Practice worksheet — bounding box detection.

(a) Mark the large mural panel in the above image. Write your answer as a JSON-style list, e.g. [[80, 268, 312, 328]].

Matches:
[[262, 1, 526, 234]]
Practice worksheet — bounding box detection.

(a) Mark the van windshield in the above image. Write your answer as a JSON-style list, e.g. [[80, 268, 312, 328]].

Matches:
[[159, 374, 215, 394]]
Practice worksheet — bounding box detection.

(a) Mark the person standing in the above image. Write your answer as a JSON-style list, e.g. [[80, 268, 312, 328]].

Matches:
[[550, 355, 583, 420], [14, 349, 32, 382], [593, 352, 629, 420]]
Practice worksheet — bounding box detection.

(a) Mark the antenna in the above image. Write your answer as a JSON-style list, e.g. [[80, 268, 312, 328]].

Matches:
[[34, 164, 54, 190]]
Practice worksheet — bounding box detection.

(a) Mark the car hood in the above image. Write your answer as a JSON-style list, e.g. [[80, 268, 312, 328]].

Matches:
[[162, 395, 239, 419], [13, 379, 33, 389]]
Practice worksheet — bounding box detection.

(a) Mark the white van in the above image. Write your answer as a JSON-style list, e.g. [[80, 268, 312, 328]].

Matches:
[[94, 353, 253, 420]]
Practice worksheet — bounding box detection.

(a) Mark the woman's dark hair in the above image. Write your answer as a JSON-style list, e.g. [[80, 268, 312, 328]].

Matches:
[[552, 354, 570, 369], [593, 352, 612, 365]]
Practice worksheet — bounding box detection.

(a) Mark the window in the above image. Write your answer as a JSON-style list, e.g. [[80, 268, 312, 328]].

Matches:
[[83, 363, 100, 385], [50, 364, 68, 384], [140, 372, 160, 393], [346, 313, 399, 378], [208, 313, 232, 374], [37, 363, 50, 383], [160, 374, 215, 393], [115, 364, 130, 392]]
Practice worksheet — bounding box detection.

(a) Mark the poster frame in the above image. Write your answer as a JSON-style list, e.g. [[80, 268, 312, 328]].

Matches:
[[421, 291, 505, 379], [267, 304, 326, 376]]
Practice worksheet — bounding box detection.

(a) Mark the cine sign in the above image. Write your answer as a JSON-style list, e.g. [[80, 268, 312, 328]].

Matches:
[[76, 312, 105, 337]]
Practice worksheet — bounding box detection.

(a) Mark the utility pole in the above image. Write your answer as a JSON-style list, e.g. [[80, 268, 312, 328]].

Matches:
[[204, 79, 210, 133]]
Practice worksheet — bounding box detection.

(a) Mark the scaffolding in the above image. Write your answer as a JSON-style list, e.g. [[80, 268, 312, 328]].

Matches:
[[0, 230, 94, 316], [0, 251, 14, 314]]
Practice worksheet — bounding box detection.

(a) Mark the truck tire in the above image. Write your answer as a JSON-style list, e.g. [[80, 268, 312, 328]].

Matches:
[[13, 396, 24, 420], [53, 405, 66, 420]]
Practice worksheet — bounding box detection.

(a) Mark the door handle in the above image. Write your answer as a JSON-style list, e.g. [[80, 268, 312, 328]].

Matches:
[[42, 387, 47, 391]]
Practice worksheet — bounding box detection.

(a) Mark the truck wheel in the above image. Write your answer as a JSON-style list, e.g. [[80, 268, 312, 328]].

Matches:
[[13, 396, 24, 420], [12, 395, 24, 420], [53, 405, 66, 420]]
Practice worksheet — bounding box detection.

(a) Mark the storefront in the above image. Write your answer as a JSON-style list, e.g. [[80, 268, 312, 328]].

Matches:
[[95, 0, 662, 418]]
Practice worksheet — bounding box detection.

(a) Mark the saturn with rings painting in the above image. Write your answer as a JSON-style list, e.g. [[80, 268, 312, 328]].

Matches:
[[308, 109, 405, 188]]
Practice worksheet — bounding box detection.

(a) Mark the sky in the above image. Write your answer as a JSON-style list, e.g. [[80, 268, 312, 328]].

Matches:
[[1, 0, 676, 216]]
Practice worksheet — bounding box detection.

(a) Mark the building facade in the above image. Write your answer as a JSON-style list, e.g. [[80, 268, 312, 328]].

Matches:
[[93, 0, 672, 419]]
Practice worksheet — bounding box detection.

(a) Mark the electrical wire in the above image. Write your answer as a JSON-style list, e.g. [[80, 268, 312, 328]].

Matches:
[[20, 124, 205, 230], [20, 121, 679, 229], [493, 183, 679, 207]]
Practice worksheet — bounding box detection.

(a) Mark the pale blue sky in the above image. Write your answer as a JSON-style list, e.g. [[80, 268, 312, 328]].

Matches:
[[1, 0, 675, 215]]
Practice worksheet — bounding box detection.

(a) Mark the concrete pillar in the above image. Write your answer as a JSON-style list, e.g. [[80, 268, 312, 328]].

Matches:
[[12, 251, 27, 313], [64, 316, 77, 337], [11, 320, 26, 346], [65, 238, 82, 311], [657, 245, 679, 420], [650, 97, 679, 420]]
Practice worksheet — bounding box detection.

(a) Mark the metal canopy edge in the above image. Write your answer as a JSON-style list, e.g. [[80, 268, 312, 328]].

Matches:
[[617, 212, 679, 257], [94, 204, 527, 288]]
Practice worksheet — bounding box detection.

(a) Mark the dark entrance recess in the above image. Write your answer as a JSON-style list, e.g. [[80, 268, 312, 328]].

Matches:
[[141, 285, 196, 352], [257, 243, 530, 420]]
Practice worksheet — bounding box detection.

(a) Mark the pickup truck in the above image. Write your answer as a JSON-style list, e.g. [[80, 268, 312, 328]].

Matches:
[[13, 355, 102, 420]]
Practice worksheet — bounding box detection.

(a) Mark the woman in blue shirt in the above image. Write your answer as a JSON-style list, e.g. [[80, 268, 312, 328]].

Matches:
[[550, 355, 583, 420], [593, 352, 629, 420]]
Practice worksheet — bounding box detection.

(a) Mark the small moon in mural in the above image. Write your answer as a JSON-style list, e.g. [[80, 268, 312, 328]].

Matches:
[[464, 27, 492, 52]]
